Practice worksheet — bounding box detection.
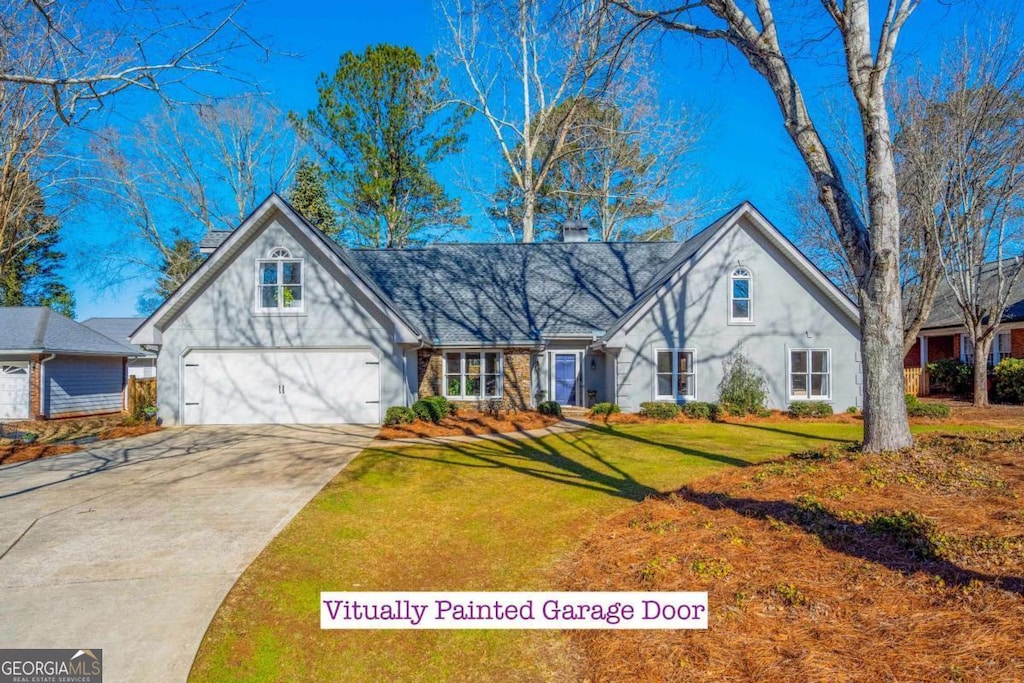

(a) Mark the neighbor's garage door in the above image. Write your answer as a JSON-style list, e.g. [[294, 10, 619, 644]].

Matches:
[[182, 350, 380, 425], [0, 362, 30, 420]]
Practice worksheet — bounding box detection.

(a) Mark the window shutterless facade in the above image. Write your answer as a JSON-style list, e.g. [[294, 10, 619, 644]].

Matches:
[[789, 348, 831, 400], [655, 349, 695, 400], [444, 351, 503, 399], [256, 247, 303, 312], [729, 266, 752, 323]]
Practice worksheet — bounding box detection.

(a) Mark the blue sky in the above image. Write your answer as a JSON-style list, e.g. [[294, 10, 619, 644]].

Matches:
[[69, 0, 988, 319]]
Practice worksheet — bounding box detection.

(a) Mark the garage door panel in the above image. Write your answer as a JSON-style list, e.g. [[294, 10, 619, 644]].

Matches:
[[0, 363, 30, 420], [183, 350, 380, 425]]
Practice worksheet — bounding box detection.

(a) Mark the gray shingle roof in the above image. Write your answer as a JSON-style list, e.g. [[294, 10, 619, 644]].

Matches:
[[199, 230, 232, 251], [922, 260, 1024, 329], [348, 241, 682, 344], [81, 317, 153, 355], [0, 307, 140, 355]]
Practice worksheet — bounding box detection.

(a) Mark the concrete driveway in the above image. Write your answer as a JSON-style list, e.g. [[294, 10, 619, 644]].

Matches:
[[0, 424, 376, 683]]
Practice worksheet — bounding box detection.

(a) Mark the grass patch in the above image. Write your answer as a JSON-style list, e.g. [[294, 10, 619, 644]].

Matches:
[[190, 421, 868, 682]]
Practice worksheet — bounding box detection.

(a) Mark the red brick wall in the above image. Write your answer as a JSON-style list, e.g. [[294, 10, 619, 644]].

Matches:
[[928, 335, 956, 362], [904, 339, 921, 368], [29, 354, 42, 418], [1012, 329, 1024, 359]]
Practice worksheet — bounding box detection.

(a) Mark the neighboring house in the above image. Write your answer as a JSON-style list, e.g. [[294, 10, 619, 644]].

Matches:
[[904, 265, 1024, 377], [131, 194, 862, 426], [0, 307, 139, 421], [82, 317, 157, 378]]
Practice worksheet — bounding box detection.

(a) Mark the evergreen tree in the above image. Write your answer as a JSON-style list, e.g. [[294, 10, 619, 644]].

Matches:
[[292, 44, 469, 247], [0, 175, 75, 316], [288, 161, 337, 238], [155, 237, 203, 300]]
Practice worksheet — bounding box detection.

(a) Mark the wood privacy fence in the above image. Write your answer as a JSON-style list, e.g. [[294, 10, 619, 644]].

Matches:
[[904, 367, 930, 397], [126, 376, 157, 415]]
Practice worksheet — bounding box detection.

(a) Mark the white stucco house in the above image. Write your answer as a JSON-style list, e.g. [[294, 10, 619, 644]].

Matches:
[[130, 194, 862, 426]]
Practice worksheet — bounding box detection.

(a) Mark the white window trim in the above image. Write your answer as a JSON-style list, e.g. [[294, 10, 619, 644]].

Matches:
[[443, 350, 503, 400], [254, 249, 305, 314], [960, 331, 1011, 367], [728, 266, 753, 325], [653, 348, 696, 401], [788, 348, 832, 402]]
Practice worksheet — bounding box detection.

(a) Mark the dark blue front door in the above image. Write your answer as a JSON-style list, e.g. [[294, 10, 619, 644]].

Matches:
[[554, 354, 577, 405]]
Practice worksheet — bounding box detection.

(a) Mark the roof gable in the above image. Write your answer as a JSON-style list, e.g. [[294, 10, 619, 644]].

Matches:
[[130, 194, 424, 346], [601, 202, 859, 345]]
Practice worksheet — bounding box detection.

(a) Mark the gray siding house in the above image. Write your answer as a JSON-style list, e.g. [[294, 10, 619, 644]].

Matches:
[[0, 307, 139, 420], [131, 194, 861, 425]]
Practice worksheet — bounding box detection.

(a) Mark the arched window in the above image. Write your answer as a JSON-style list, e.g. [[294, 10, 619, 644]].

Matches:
[[256, 247, 303, 311], [729, 266, 752, 323]]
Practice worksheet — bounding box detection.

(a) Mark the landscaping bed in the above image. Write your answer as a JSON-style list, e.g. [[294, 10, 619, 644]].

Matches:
[[564, 431, 1024, 682], [377, 408, 560, 440], [0, 414, 161, 465]]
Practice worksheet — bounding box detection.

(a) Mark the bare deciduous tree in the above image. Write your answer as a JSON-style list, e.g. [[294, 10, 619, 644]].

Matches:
[[1, 1, 267, 124], [921, 31, 1024, 406], [91, 96, 301, 304], [612, 0, 919, 451], [440, 0, 630, 242]]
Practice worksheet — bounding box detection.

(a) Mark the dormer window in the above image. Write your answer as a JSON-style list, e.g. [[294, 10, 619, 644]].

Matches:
[[256, 247, 303, 312], [729, 266, 752, 323]]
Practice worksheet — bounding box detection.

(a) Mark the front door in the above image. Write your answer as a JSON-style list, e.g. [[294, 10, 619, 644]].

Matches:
[[553, 354, 578, 406]]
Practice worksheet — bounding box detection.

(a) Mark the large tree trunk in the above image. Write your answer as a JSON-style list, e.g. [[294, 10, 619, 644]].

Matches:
[[971, 333, 993, 407], [858, 95, 915, 452], [522, 187, 536, 243]]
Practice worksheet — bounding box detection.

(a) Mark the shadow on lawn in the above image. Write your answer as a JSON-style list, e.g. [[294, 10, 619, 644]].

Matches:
[[680, 487, 1024, 596], [368, 422, 775, 502]]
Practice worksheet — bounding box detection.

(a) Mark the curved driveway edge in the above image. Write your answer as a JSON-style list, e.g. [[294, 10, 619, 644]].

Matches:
[[0, 424, 376, 683]]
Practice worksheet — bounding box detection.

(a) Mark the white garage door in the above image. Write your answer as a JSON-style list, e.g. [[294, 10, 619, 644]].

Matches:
[[182, 350, 380, 425], [0, 363, 30, 420]]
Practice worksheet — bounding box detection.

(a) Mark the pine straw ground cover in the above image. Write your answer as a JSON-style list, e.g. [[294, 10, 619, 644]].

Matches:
[[377, 408, 560, 440], [0, 414, 160, 464], [566, 431, 1024, 682]]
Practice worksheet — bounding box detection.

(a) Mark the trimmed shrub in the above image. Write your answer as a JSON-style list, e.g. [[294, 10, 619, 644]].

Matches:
[[846, 406, 858, 414], [590, 402, 620, 416], [788, 401, 834, 418], [927, 359, 973, 397], [639, 402, 681, 420], [411, 396, 452, 423], [682, 401, 718, 420], [717, 352, 769, 416], [538, 401, 562, 417], [993, 358, 1024, 404], [906, 398, 951, 418], [384, 406, 415, 426]]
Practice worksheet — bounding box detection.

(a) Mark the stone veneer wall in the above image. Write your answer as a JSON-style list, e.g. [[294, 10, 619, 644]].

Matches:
[[417, 348, 533, 410]]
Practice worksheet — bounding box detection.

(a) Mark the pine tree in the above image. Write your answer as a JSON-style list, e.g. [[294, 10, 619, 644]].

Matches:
[[289, 161, 337, 238], [292, 44, 469, 247]]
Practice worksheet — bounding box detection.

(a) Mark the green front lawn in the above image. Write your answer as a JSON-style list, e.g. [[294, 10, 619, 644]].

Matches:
[[189, 421, 955, 682]]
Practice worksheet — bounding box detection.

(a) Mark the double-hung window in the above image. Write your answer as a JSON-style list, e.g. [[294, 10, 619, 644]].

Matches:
[[961, 332, 1011, 367], [444, 351, 502, 399], [729, 267, 752, 323], [789, 349, 830, 400], [256, 247, 303, 312], [655, 349, 695, 400]]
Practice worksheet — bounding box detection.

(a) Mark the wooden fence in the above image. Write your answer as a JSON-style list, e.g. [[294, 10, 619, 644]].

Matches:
[[904, 367, 930, 397], [126, 376, 157, 415]]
